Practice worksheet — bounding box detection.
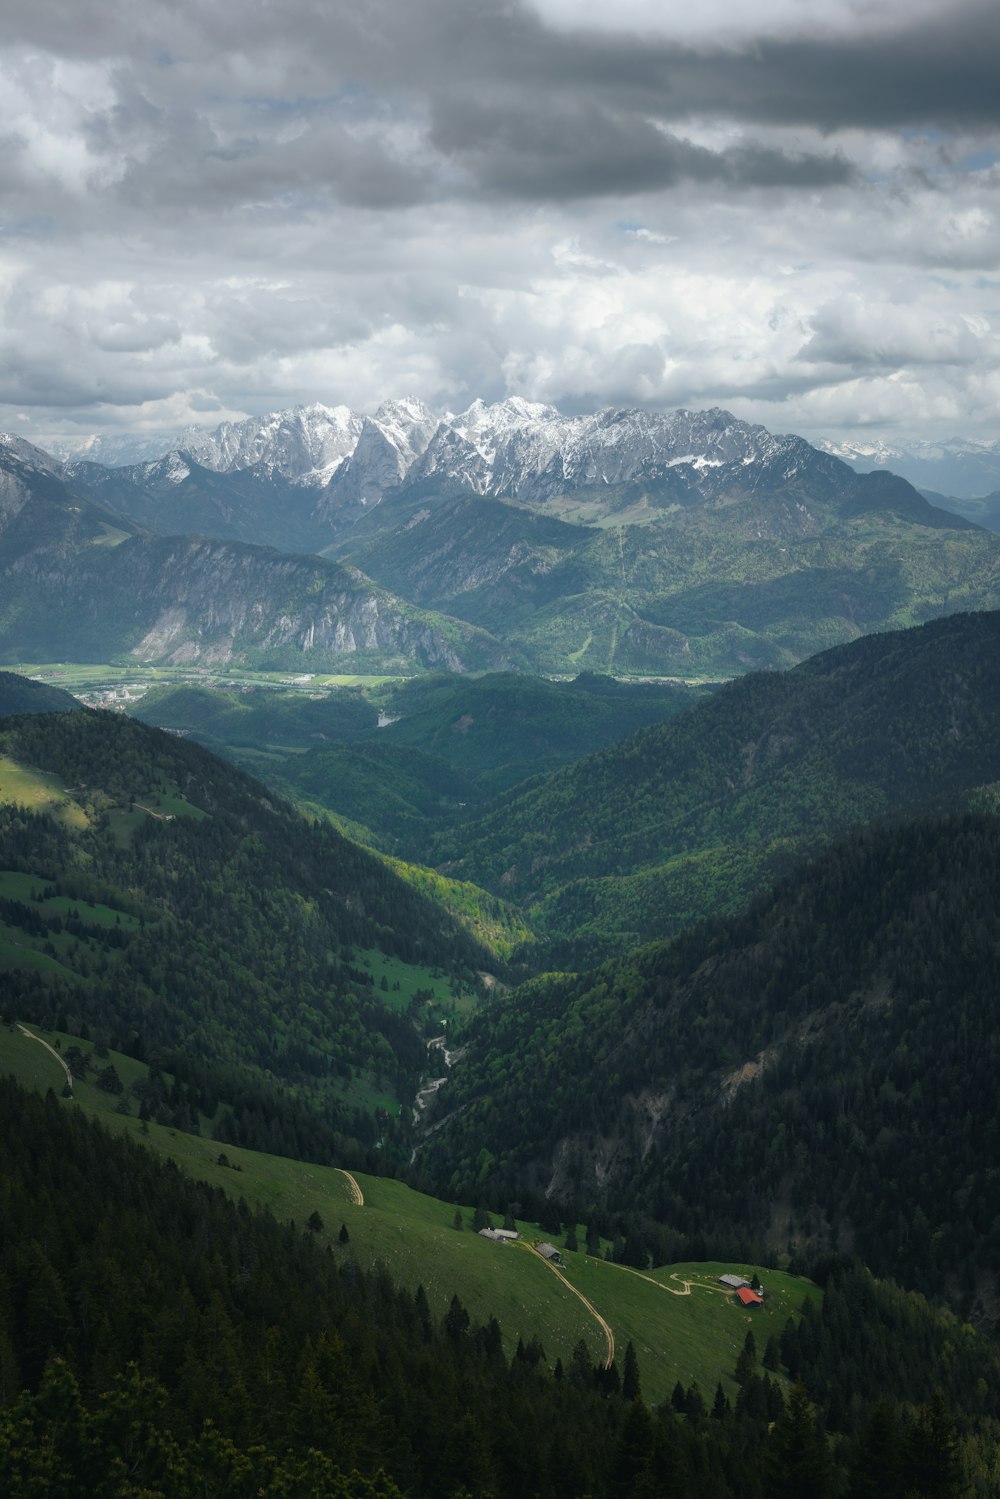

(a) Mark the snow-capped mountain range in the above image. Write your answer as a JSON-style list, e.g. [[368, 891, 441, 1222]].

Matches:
[[2, 400, 997, 680], [40, 400, 1000, 513], [819, 436, 1000, 501], [54, 398, 831, 510]]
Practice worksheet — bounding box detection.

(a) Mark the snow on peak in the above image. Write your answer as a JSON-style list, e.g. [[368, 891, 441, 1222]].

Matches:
[[23, 396, 821, 510]]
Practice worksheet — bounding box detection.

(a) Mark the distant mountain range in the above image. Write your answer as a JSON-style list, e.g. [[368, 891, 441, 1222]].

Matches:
[[3, 400, 1000, 676], [0, 436, 515, 672], [49, 397, 996, 534], [819, 433, 1000, 506]]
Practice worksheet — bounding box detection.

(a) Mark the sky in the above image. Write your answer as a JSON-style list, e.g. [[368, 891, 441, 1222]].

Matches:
[[1, 0, 999, 450]]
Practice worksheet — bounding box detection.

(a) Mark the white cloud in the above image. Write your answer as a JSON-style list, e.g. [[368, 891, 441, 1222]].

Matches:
[[527, 0, 942, 45], [0, 0, 996, 448]]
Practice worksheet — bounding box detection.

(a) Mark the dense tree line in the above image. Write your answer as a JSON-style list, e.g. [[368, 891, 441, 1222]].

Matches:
[[0, 1080, 991, 1496], [429, 609, 1000, 962], [0, 709, 493, 1152], [419, 813, 1000, 1319]]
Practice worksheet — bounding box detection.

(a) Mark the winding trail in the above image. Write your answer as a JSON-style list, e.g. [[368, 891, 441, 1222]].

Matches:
[[16, 1024, 73, 1093], [336, 1168, 364, 1206], [16, 1019, 72, 1091], [524, 1243, 615, 1369], [603, 1262, 694, 1297]]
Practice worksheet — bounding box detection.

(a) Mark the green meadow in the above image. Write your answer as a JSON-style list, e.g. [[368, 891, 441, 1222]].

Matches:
[[0, 1021, 817, 1408], [0, 867, 141, 982], [0, 754, 89, 828]]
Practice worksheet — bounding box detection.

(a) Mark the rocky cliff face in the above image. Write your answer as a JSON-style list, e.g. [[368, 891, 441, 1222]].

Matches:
[[0, 445, 514, 672]]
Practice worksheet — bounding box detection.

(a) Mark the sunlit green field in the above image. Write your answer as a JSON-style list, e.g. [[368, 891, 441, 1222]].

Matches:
[[1, 1021, 818, 1407]]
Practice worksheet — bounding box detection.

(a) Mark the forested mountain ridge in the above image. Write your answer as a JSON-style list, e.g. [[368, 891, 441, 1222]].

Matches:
[[329, 468, 998, 678], [0, 671, 82, 718], [0, 707, 490, 1156], [131, 673, 707, 856], [420, 811, 1000, 1321], [432, 609, 1000, 962]]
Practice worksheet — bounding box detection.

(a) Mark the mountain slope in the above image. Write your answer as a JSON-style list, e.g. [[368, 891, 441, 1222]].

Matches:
[[0, 706, 492, 1151], [432, 610, 1000, 958], [0, 445, 516, 672], [420, 811, 1000, 1316], [8, 1070, 998, 1497], [0, 670, 83, 717], [65, 451, 331, 552], [332, 459, 996, 678], [23, 402, 1000, 678]]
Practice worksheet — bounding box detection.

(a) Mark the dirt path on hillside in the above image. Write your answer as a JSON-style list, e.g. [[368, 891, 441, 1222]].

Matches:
[[603, 1262, 694, 1296], [524, 1244, 615, 1369], [337, 1169, 364, 1206], [134, 804, 174, 821], [16, 1024, 73, 1092]]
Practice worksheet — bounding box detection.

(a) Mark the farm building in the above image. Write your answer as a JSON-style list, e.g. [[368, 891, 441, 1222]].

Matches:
[[478, 1228, 520, 1242], [736, 1287, 764, 1308], [719, 1274, 749, 1290], [537, 1243, 564, 1265]]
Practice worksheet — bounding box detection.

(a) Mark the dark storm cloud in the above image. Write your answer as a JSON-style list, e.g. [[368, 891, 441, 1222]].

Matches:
[[464, 0, 1000, 136], [430, 95, 854, 200], [8, 1, 998, 213], [643, 6, 1000, 134], [1, 0, 997, 443]]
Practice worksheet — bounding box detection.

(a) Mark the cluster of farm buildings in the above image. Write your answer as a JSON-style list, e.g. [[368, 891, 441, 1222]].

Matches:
[[719, 1273, 765, 1307], [475, 1229, 765, 1301]]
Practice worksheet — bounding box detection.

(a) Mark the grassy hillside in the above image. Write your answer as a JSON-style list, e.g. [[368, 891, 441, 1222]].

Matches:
[[0, 706, 498, 1159], [0, 1019, 817, 1408]]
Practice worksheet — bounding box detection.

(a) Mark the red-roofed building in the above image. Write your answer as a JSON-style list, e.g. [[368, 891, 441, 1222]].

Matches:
[[736, 1286, 764, 1308]]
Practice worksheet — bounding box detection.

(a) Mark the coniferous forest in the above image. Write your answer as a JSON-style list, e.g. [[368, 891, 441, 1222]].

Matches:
[[3, 611, 1000, 1494], [0, 1081, 994, 1497]]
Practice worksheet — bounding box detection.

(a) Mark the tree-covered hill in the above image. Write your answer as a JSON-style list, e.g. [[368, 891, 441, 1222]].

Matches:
[[131, 679, 381, 747], [0, 707, 492, 1155], [419, 811, 1000, 1321], [432, 610, 1000, 962], [375, 671, 707, 797], [1, 1076, 996, 1497], [332, 471, 1000, 677], [130, 672, 707, 849], [0, 671, 82, 718]]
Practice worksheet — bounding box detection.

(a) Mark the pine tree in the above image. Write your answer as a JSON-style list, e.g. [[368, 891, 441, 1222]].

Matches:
[[904, 1396, 962, 1499], [622, 1341, 641, 1403], [765, 1383, 833, 1499], [848, 1401, 904, 1499]]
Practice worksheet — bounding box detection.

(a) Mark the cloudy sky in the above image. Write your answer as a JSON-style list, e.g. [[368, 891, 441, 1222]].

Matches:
[[1, 0, 998, 449]]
